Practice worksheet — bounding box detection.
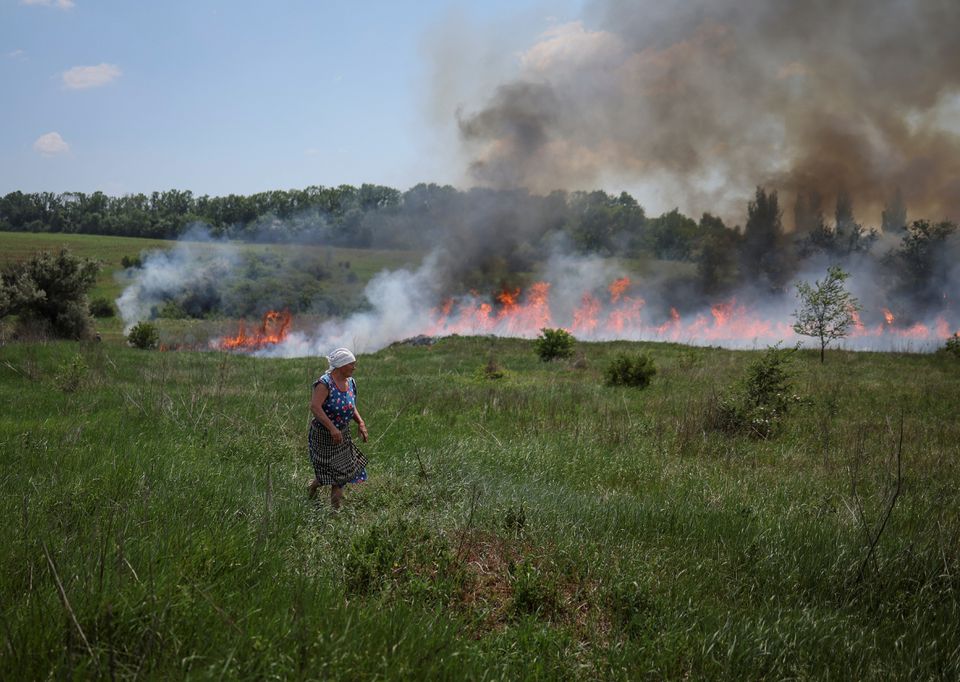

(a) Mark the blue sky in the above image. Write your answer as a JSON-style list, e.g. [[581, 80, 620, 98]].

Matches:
[[1, 0, 581, 196]]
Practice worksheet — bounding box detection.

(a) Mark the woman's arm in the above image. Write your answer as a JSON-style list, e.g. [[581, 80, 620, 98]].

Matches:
[[352, 405, 368, 442], [310, 383, 343, 444]]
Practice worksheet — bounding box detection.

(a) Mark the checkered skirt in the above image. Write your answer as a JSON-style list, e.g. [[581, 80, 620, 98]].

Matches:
[[308, 421, 368, 486]]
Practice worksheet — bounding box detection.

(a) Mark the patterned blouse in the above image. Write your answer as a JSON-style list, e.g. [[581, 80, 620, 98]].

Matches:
[[313, 373, 357, 429]]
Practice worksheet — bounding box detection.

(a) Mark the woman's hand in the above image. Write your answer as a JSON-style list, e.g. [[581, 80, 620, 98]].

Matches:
[[357, 420, 368, 442], [328, 426, 344, 444]]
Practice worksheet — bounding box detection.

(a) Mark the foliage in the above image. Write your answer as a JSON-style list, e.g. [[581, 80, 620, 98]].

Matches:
[[792, 266, 861, 363], [476, 357, 506, 380], [88, 296, 115, 318], [604, 352, 657, 388], [54, 353, 88, 393], [887, 219, 958, 308], [740, 186, 789, 288], [0, 249, 100, 339], [695, 213, 740, 294], [127, 321, 160, 349], [643, 208, 700, 260], [713, 344, 799, 438], [533, 328, 575, 362], [942, 333, 960, 359]]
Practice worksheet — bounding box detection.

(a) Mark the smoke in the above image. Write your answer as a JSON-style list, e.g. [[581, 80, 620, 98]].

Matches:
[[260, 252, 444, 357], [116, 225, 240, 332], [455, 0, 960, 225]]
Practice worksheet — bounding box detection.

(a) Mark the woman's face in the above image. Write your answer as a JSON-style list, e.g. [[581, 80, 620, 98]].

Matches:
[[339, 361, 357, 377]]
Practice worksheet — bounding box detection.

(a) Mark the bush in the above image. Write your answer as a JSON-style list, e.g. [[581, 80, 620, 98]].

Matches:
[[604, 352, 657, 388], [55, 353, 88, 393], [475, 357, 506, 380], [712, 344, 800, 438], [1, 249, 100, 339], [942, 333, 960, 359], [534, 328, 575, 362], [88, 297, 115, 318], [127, 321, 160, 350], [120, 255, 142, 269]]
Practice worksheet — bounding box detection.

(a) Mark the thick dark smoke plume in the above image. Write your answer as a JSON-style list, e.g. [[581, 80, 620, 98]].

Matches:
[[458, 0, 960, 225]]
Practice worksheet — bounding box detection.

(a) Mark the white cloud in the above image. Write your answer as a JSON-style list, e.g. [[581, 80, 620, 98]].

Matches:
[[33, 132, 70, 156], [7, 49, 27, 60], [62, 63, 121, 90], [20, 0, 75, 8]]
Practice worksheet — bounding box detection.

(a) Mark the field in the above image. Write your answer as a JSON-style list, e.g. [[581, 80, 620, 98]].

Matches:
[[0, 231, 422, 343], [1, 333, 958, 679]]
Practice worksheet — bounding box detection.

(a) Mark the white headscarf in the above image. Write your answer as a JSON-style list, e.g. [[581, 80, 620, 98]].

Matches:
[[327, 347, 356, 370]]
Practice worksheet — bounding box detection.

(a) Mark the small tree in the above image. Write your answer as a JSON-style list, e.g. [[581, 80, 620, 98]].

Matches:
[[127, 321, 160, 349], [792, 266, 861, 363], [604, 352, 657, 388], [534, 328, 575, 362], [0, 249, 100, 339]]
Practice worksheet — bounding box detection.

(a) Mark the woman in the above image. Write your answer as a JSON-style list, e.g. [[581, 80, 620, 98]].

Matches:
[[307, 347, 369, 509]]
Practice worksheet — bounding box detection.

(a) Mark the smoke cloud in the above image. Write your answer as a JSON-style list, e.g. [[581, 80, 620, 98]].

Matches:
[[456, 0, 960, 225], [116, 225, 240, 332]]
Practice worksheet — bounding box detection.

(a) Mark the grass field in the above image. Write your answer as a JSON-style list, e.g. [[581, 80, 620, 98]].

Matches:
[[0, 230, 422, 343], [1, 335, 958, 679]]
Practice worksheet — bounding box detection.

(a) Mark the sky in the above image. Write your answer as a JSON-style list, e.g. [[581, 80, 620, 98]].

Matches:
[[0, 0, 583, 197]]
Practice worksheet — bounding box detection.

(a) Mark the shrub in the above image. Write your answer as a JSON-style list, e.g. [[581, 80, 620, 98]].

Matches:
[[604, 352, 657, 388], [120, 255, 142, 269], [712, 344, 800, 438], [534, 328, 575, 362], [476, 357, 506, 380], [1, 249, 99, 339], [942, 333, 960, 359], [127, 321, 160, 350], [156, 299, 189, 319], [55, 353, 88, 393], [88, 297, 115, 318]]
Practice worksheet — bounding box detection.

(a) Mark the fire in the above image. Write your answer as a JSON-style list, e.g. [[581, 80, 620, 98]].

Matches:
[[496, 288, 520, 308], [217, 309, 292, 351], [424, 280, 955, 349], [608, 277, 631, 303]]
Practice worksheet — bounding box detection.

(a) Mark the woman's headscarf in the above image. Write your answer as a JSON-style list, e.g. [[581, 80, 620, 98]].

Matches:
[[327, 347, 356, 370]]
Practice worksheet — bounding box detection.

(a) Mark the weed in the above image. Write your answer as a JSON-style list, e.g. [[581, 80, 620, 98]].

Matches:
[[712, 344, 801, 438], [55, 353, 88, 393], [604, 352, 656, 388]]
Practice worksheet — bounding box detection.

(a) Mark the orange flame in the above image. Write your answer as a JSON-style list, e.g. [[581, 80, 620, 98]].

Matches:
[[496, 288, 520, 309], [424, 279, 955, 349], [608, 277, 631, 303], [218, 309, 292, 351]]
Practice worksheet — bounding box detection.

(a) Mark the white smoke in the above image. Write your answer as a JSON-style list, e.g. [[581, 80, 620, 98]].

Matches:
[[257, 251, 444, 357], [115, 225, 240, 332], [114, 225, 952, 358]]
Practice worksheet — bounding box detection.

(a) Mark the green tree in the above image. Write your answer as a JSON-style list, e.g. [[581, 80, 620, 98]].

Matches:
[[792, 266, 861, 363], [695, 213, 739, 294], [0, 249, 100, 339], [534, 328, 575, 362], [741, 187, 788, 288], [881, 187, 907, 233]]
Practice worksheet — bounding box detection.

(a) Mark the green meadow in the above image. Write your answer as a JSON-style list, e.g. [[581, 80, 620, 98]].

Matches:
[[1, 334, 958, 679], [0, 231, 421, 344]]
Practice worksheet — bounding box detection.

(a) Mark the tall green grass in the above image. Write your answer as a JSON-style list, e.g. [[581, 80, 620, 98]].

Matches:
[[1, 337, 958, 678]]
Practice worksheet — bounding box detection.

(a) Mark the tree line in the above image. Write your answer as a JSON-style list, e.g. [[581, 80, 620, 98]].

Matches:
[[2, 182, 957, 322]]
